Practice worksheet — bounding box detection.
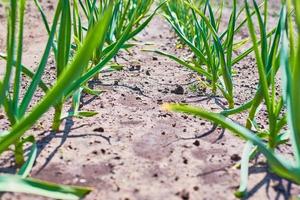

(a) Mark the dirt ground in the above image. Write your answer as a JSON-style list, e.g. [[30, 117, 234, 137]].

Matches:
[[0, 1, 300, 200]]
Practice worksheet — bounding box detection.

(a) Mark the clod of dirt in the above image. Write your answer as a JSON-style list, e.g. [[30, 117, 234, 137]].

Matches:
[[159, 88, 169, 94], [176, 189, 190, 200], [171, 85, 184, 95], [182, 115, 188, 119], [193, 186, 199, 191], [183, 157, 188, 164], [47, 5, 54, 10], [157, 99, 163, 105], [193, 140, 200, 147], [230, 154, 241, 162], [129, 65, 141, 71], [93, 127, 104, 132], [100, 149, 106, 154]]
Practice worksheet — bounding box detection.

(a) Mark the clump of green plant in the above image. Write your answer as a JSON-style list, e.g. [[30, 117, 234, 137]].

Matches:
[[73, 0, 154, 70], [0, 0, 114, 198], [31, 0, 80, 132], [149, 0, 264, 108], [0, 0, 166, 198], [163, 0, 300, 197], [33, 0, 162, 131]]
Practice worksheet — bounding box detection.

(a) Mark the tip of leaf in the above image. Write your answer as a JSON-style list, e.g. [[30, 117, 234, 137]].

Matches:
[[141, 48, 155, 52], [161, 103, 173, 111], [234, 190, 247, 198]]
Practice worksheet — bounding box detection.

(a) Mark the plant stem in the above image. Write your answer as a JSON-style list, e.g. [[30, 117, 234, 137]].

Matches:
[[228, 98, 234, 109], [212, 84, 217, 94], [52, 102, 63, 132], [14, 141, 25, 166]]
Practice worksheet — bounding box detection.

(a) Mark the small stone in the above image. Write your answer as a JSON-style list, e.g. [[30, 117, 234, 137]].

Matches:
[[93, 127, 104, 132], [129, 65, 141, 71], [193, 140, 200, 147], [179, 190, 190, 200], [101, 149, 106, 154], [79, 179, 87, 183], [47, 5, 54, 10], [92, 150, 98, 155], [171, 85, 184, 95], [230, 154, 241, 162], [193, 186, 199, 191], [183, 157, 188, 164]]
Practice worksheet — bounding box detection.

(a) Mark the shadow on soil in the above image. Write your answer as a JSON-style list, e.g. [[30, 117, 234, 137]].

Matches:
[[244, 165, 293, 200]]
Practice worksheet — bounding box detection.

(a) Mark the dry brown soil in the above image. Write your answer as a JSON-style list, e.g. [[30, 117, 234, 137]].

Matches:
[[0, 1, 299, 200]]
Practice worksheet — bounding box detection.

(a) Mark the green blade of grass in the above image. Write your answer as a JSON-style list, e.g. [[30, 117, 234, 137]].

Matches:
[[18, 1, 63, 117], [244, 0, 270, 113], [280, 8, 300, 166], [163, 14, 208, 65], [12, 0, 26, 118], [17, 136, 37, 178], [56, 0, 72, 76], [0, 0, 17, 107], [293, 0, 300, 28], [235, 141, 254, 198], [0, 175, 91, 200], [145, 49, 212, 79], [225, 0, 237, 70], [253, 0, 268, 67]]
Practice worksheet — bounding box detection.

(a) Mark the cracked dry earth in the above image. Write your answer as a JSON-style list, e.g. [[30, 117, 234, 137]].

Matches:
[[0, 1, 300, 200]]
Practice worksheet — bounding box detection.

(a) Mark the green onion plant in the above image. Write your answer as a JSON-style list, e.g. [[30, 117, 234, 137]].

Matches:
[[0, 0, 114, 198], [34, 0, 162, 131], [163, 0, 300, 197], [149, 0, 263, 108]]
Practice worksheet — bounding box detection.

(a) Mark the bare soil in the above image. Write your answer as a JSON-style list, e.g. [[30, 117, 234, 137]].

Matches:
[[0, 1, 299, 200]]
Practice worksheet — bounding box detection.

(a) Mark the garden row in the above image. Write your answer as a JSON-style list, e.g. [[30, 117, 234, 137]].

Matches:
[[0, 0, 299, 199]]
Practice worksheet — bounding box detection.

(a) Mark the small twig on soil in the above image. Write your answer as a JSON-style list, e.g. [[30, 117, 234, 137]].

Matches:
[[197, 164, 233, 177], [162, 124, 225, 147], [147, 76, 199, 86], [89, 80, 151, 98]]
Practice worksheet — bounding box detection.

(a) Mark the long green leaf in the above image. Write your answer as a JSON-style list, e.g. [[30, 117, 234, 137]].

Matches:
[[18, 1, 62, 117], [0, 175, 91, 200]]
